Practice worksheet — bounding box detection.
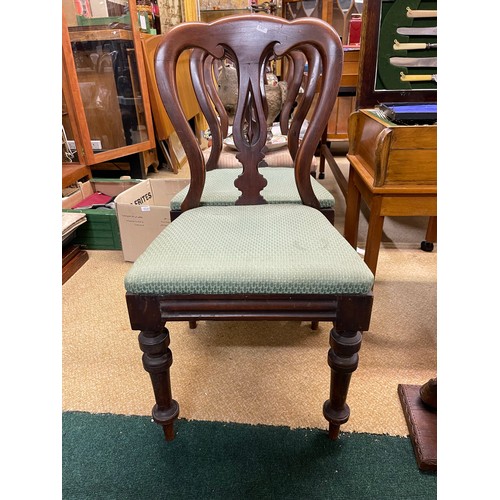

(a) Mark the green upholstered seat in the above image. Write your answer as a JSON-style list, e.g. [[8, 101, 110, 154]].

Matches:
[[125, 204, 374, 296], [169, 167, 335, 211]]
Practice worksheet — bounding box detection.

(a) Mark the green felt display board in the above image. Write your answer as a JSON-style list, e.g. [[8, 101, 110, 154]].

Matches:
[[376, 0, 437, 91]]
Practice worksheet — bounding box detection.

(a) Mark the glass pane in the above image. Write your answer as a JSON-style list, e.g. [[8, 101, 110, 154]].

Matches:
[[62, 90, 80, 164], [63, 1, 148, 153]]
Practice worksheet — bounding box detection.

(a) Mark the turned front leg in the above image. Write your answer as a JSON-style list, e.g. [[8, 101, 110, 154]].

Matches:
[[138, 327, 180, 441], [323, 327, 362, 439]]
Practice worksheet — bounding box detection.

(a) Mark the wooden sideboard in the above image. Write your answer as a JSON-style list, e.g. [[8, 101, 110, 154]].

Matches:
[[343, 109, 437, 275]]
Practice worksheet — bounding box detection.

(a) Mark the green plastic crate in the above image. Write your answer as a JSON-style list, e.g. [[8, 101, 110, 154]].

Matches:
[[63, 178, 141, 250]]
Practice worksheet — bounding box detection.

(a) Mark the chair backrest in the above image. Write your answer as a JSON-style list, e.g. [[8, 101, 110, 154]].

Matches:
[[154, 14, 343, 212], [202, 49, 316, 171]]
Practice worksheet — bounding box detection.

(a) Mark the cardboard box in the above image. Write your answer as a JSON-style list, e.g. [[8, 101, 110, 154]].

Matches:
[[62, 179, 141, 250], [115, 178, 190, 262]]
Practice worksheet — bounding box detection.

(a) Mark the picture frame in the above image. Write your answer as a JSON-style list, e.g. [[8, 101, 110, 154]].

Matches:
[[167, 132, 188, 172]]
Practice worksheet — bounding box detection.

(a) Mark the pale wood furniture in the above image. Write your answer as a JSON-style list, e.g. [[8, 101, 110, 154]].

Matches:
[[62, 163, 91, 189], [141, 35, 201, 173], [62, 44, 92, 189], [341, 0, 438, 276], [125, 14, 374, 442], [200, 8, 250, 22], [344, 109, 437, 275]]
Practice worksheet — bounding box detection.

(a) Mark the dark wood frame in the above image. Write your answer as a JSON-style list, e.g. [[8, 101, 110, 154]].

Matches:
[[356, 0, 437, 108], [127, 292, 373, 441]]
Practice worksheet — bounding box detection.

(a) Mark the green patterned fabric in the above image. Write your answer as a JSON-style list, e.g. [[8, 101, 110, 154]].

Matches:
[[170, 168, 334, 210], [125, 204, 374, 295]]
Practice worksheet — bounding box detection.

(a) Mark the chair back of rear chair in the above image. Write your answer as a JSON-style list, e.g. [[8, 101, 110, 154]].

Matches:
[[154, 15, 343, 212]]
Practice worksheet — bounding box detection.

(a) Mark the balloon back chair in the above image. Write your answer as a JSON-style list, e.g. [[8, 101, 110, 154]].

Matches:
[[125, 14, 374, 442]]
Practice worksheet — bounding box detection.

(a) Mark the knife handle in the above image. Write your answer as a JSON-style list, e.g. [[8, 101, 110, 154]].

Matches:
[[400, 72, 433, 82], [393, 40, 429, 50], [406, 7, 438, 18]]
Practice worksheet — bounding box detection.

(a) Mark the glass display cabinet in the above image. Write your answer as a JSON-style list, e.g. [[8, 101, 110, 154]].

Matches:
[[62, 0, 156, 184]]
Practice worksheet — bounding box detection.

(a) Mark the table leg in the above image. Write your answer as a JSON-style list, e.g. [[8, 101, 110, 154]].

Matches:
[[364, 196, 384, 276], [421, 216, 437, 252], [344, 168, 361, 249], [425, 216, 437, 243]]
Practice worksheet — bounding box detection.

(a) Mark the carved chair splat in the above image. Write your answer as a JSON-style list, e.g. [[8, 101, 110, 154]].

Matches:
[[168, 39, 336, 224]]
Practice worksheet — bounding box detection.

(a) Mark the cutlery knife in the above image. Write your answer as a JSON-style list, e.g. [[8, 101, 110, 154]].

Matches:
[[400, 72, 437, 83], [406, 7, 437, 18], [393, 40, 437, 51], [396, 27, 437, 36], [390, 57, 437, 68]]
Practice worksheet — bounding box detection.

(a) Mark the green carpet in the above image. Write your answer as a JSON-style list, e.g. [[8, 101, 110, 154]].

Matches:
[[62, 411, 436, 499]]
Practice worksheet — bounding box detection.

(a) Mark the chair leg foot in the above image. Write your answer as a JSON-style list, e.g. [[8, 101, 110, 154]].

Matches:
[[323, 400, 349, 439], [328, 422, 341, 440], [311, 321, 319, 330], [139, 327, 180, 441], [161, 419, 177, 441], [163, 423, 175, 441], [189, 321, 197, 329], [323, 327, 362, 438], [152, 400, 180, 441], [420, 240, 434, 252]]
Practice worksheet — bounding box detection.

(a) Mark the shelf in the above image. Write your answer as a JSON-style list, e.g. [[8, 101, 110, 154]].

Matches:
[[68, 27, 134, 42], [62, 163, 91, 189]]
